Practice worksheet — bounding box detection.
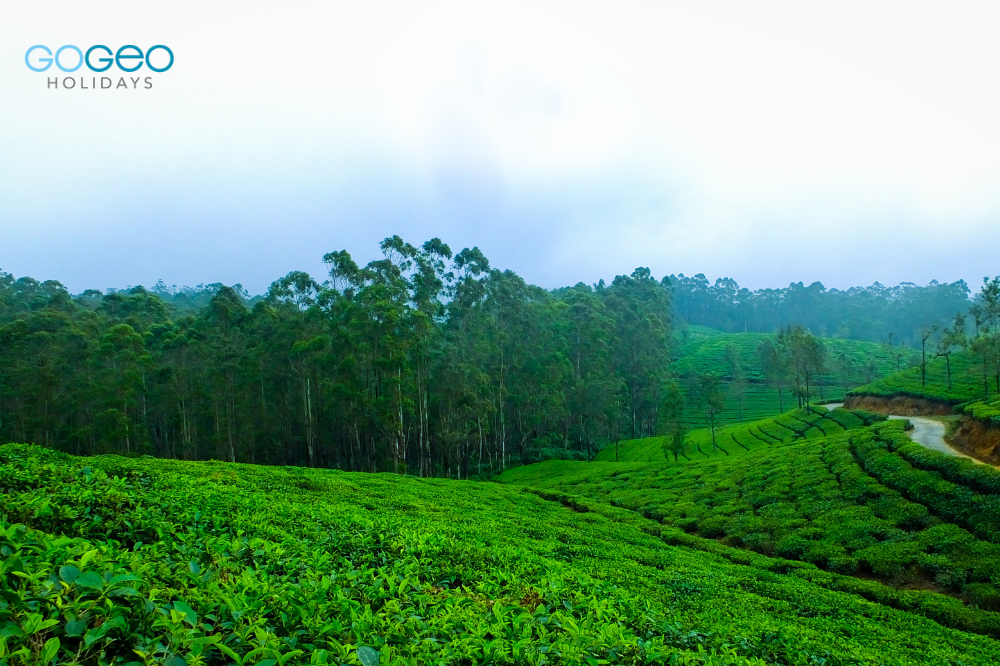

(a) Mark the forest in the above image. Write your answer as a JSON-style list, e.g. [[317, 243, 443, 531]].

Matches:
[[1, 238, 995, 478], [669, 273, 972, 344], [0, 238, 672, 476]]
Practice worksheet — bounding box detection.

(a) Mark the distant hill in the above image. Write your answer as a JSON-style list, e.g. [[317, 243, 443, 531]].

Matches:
[[671, 326, 917, 430]]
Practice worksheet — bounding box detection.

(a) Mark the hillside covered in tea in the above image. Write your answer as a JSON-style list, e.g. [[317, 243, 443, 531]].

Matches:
[[4, 441, 1000, 665]]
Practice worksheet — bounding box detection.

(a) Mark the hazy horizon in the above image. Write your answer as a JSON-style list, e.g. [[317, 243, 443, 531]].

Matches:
[[2, 262, 978, 301]]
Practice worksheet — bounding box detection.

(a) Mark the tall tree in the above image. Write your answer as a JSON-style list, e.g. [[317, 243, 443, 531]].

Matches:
[[756, 338, 788, 413], [726, 344, 748, 421], [0, 247, 678, 477], [936, 312, 967, 390], [659, 380, 688, 461], [688, 373, 727, 456]]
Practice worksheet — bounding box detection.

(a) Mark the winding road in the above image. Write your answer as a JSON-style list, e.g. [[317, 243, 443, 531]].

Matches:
[[822, 403, 984, 463]]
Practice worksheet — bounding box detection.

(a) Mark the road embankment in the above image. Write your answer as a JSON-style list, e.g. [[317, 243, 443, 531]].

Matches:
[[951, 415, 1000, 464], [845, 393, 1000, 465], [843, 394, 954, 415]]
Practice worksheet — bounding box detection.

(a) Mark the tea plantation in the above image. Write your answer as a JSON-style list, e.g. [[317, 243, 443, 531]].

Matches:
[[4, 442, 1000, 665], [671, 327, 915, 430], [673, 385, 795, 432], [594, 407, 884, 462], [849, 350, 985, 404], [962, 395, 1000, 427], [673, 327, 910, 382], [503, 420, 1000, 644]]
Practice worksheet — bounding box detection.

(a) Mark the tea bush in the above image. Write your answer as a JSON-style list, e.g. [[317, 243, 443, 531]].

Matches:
[[961, 396, 1000, 428], [595, 407, 882, 462], [504, 424, 1000, 627], [890, 436, 1000, 494], [847, 422, 1000, 543], [4, 444, 1000, 664], [850, 351, 984, 404]]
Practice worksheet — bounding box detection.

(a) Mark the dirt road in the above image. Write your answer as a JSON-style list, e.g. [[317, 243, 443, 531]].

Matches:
[[822, 403, 982, 463]]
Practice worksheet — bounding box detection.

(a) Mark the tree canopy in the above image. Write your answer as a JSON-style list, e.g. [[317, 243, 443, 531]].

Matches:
[[0, 241, 673, 477]]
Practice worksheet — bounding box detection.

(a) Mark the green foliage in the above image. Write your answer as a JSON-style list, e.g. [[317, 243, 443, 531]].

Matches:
[[962, 396, 1000, 428], [594, 407, 882, 462], [848, 422, 1000, 543], [672, 326, 914, 430], [4, 445, 1000, 664], [667, 274, 971, 344], [504, 424, 1000, 633], [888, 435, 1000, 494], [658, 381, 687, 462], [852, 280, 1000, 409], [851, 350, 986, 403], [673, 326, 914, 386], [0, 250, 675, 477]]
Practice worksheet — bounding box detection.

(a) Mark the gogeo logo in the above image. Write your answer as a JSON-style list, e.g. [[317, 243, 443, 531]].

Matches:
[[25, 44, 173, 89], [26, 45, 173, 72]]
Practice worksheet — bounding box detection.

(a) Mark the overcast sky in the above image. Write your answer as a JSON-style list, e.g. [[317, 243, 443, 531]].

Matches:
[[3, 1, 1000, 294]]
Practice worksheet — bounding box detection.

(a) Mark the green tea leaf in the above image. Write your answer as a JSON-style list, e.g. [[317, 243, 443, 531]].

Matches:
[[41, 637, 59, 664], [172, 601, 197, 627], [64, 619, 87, 637], [356, 646, 379, 666], [58, 565, 80, 584], [75, 571, 104, 590]]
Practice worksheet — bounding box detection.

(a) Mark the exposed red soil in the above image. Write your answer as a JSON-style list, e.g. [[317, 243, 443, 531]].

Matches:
[[843, 394, 954, 416], [951, 415, 1000, 464]]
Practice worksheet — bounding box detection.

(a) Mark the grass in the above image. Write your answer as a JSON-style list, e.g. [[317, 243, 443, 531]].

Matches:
[[5, 444, 1000, 664]]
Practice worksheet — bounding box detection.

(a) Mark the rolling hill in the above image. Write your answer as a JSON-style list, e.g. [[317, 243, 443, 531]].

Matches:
[[4, 442, 1000, 664], [593, 406, 884, 462], [671, 326, 918, 430], [849, 349, 986, 404], [501, 420, 1000, 647]]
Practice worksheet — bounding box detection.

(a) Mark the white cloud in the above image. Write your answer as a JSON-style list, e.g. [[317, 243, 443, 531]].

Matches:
[[2, 0, 1000, 292]]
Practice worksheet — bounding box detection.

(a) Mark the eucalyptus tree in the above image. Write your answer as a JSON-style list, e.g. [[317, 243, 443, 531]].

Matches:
[[198, 287, 251, 463], [756, 338, 788, 413], [936, 312, 967, 390], [726, 344, 748, 421], [561, 284, 621, 460], [97, 322, 151, 454], [980, 277, 1000, 393], [777, 325, 826, 406], [0, 240, 680, 477], [603, 268, 672, 439], [688, 373, 727, 455], [659, 380, 688, 461], [919, 326, 939, 389]]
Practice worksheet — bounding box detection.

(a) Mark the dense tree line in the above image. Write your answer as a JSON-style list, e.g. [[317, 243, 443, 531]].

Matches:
[[0, 238, 672, 476], [668, 273, 971, 345]]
